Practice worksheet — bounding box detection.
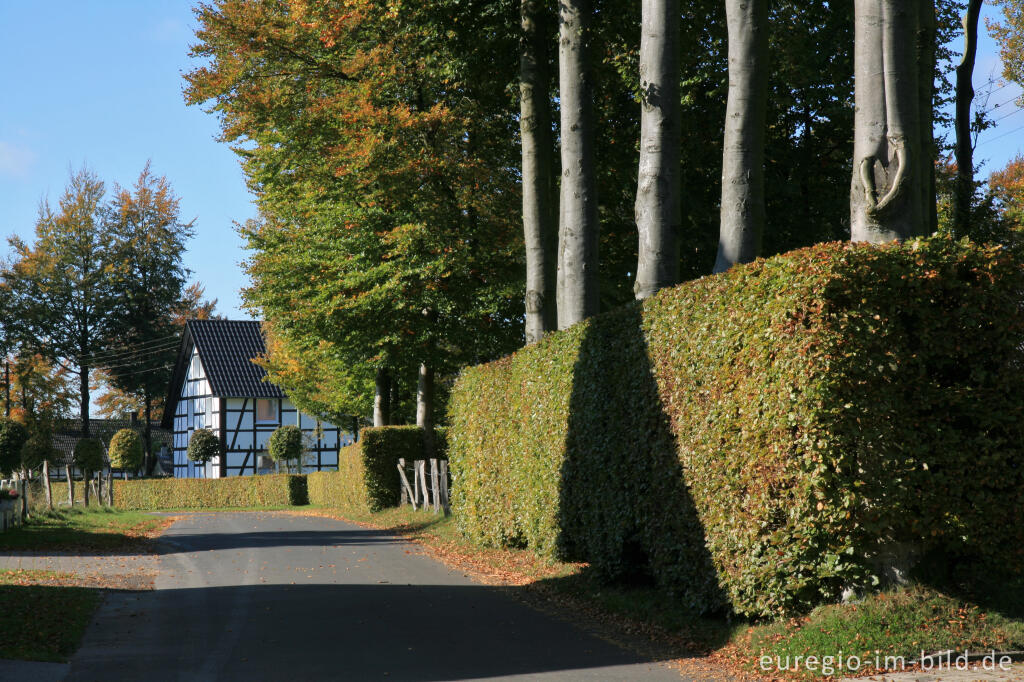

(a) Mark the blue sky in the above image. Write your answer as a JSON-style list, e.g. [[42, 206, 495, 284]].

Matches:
[[0, 2, 1022, 324]]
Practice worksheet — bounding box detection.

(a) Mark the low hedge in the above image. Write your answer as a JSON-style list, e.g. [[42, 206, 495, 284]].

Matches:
[[448, 238, 1024, 618], [113, 474, 308, 510], [307, 426, 443, 514]]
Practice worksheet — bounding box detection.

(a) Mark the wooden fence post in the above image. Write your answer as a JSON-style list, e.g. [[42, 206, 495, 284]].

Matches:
[[397, 458, 417, 510], [106, 469, 113, 506], [66, 466, 74, 506], [417, 460, 429, 509], [429, 459, 440, 514], [19, 478, 27, 521], [439, 460, 451, 516]]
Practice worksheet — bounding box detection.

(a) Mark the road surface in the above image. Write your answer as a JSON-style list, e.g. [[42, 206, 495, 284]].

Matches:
[[66, 511, 685, 681]]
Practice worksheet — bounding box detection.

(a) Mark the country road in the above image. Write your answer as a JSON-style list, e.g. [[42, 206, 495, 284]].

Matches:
[[63, 512, 685, 681]]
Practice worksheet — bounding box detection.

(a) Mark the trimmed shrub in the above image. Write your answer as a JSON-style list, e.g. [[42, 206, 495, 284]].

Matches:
[[268, 425, 304, 471], [307, 426, 439, 514], [448, 238, 1024, 618], [21, 434, 55, 470], [112, 474, 308, 510], [187, 428, 221, 464], [73, 438, 105, 473], [108, 429, 143, 471], [0, 420, 29, 475]]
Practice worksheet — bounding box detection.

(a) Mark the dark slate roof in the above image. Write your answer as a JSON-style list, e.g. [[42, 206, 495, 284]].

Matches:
[[51, 418, 171, 467], [161, 320, 284, 429]]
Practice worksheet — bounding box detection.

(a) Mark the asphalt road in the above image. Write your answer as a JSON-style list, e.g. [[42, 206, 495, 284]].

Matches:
[[66, 512, 685, 681]]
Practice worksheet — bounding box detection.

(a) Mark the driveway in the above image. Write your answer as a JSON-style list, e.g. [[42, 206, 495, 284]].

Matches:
[[64, 512, 686, 681]]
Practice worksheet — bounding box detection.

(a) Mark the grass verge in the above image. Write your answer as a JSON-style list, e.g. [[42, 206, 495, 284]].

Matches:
[[0, 570, 100, 662], [0, 507, 172, 552]]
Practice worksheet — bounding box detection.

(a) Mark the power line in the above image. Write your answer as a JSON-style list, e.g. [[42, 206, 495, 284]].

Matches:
[[990, 104, 1024, 125], [978, 121, 1024, 147], [79, 332, 183, 358], [77, 338, 182, 364]]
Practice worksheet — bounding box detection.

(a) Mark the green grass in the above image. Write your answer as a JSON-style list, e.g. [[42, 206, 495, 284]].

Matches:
[[745, 584, 1024, 678], [0, 507, 168, 552], [0, 570, 100, 662]]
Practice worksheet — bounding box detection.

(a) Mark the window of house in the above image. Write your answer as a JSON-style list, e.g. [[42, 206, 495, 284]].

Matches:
[[191, 354, 202, 378], [256, 399, 277, 423]]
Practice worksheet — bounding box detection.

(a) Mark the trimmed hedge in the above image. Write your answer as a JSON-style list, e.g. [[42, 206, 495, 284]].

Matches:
[[448, 238, 1024, 618], [112, 474, 308, 510], [307, 426, 442, 514]]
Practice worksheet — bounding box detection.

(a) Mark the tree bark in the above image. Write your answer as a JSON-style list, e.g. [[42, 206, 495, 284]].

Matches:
[[373, 368, 392, 428], [79, 361, 90, 437], [953, 0, 983, 238], [635, 0, 681, 297], [715, 0, 769, 273], [556, 0, 600, 329], [521, 0, 559, 341], [416, 363, 435, 458], [850, 0, 933, 242], [143, 393, 154, 476]]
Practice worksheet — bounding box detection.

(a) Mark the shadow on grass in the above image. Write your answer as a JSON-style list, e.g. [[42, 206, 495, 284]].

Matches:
[[0, 582, 100, 662]]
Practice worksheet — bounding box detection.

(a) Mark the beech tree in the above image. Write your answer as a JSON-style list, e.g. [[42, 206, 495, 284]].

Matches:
[[556, 0, 600, 328], [850, 1, 936, 242], [5, 168, 116, 437], [952, 0, 984, 238], [634, 0, 681, 297], [521, 0, 558, 340], [714, 0, 769, 273], [103, 164, 194, 473]]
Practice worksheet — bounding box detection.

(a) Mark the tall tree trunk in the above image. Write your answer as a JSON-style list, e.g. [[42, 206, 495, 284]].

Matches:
[[416, 363, 435, 458], [521, 0, 558, 342], [373, 368, 392, 428], [635, 0, 681, 296], [144, 394, 153, 476], [850, 0, 933, 242], [953, 0, 983, 238], [556, 0, 600, 329], [79, 362, 90, 437], [714, 0, 769, 273], [919, 1, 938, 235]]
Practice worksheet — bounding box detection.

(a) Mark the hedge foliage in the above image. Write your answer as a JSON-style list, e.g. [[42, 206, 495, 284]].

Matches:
[[112, 474, 308, 510], [307, 426, 440, 514], [448, 238, 1024, 618]]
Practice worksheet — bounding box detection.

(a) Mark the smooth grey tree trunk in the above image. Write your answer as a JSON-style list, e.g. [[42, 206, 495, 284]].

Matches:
[[850, 0, 933, 242], [556, 0, 600, 329], [416, 363, 435, 459], [714, 0, 769, 273], [373, 368, 391, 427], [953, 0, 982, 238], [521, 0, 558, 342], [634, 0, 681, 297], [919, 2, 938, 235]]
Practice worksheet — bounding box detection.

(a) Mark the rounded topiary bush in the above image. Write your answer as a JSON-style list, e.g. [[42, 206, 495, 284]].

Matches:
[[108, 429, 143, 471], [268, 425, 304, 471], [187, 428, 221, 464], [0, 420, 29, 475], [73, 438, 105, 473], [21, 433, 55, 470]]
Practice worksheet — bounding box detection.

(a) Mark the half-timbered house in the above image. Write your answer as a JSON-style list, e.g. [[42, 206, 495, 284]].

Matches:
[[162, 319, 351, 478]]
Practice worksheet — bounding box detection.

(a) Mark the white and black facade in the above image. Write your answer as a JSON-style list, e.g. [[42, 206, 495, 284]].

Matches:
[[162, 320, 353, 478]]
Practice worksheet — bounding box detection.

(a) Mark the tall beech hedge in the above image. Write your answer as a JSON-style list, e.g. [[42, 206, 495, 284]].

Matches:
[[448, 238, 1024, 617], [308, 426, 440, 514], [113, 474, 307, 509]]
